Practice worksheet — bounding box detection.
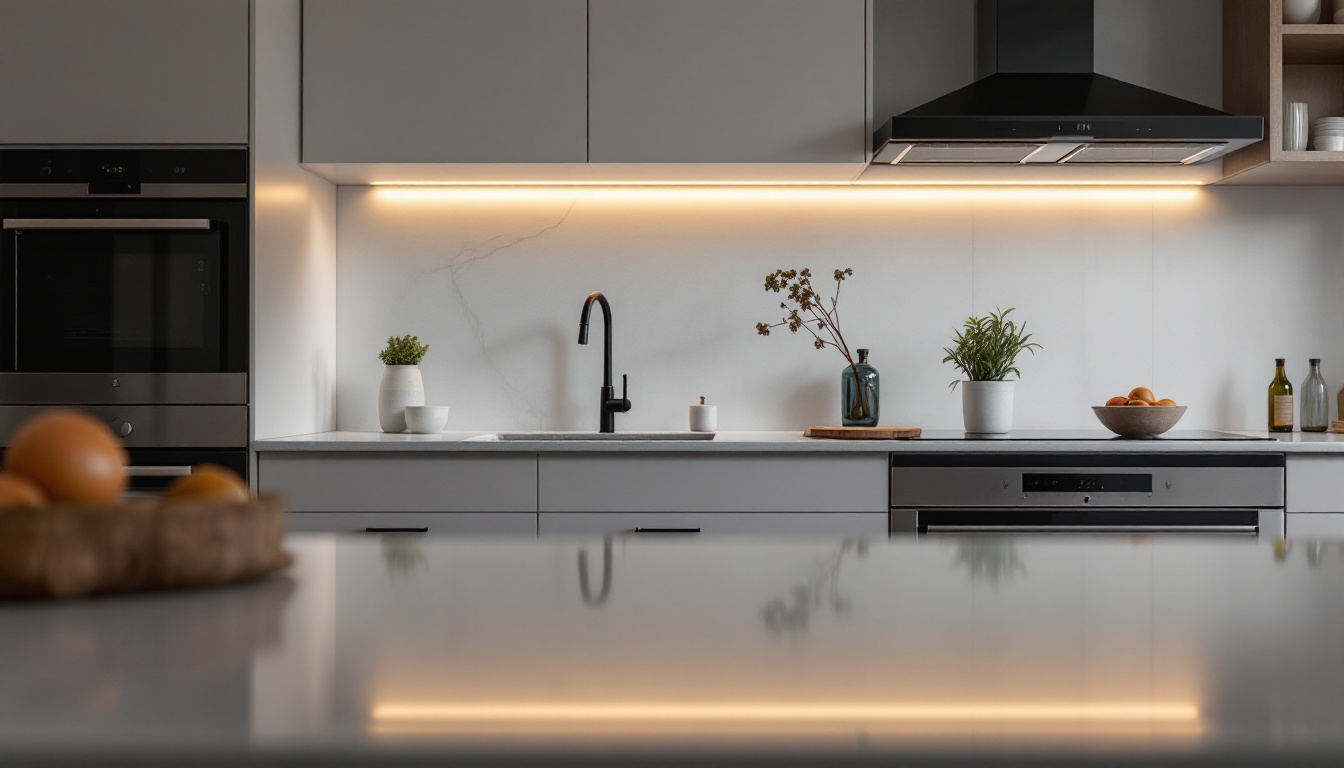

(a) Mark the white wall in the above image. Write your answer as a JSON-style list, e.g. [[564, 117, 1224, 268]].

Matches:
[[330, 0, 1344, 434], [334, 186, 1344, 433], [252, 0, 338, 440]]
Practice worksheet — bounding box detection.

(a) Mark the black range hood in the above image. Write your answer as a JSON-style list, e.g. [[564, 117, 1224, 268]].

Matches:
[[872, 0, 1263, 166]]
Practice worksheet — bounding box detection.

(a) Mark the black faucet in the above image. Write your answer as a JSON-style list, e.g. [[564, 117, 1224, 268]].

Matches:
[[577, 291, 631, 433]]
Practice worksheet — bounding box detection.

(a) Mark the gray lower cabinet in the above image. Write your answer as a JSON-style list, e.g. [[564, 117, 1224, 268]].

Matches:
[[538, 454, 888, 513], [288, 512, 536, 535], [1286, 455, 1344, 513], [302, 0, 588, 163], [539, 512, 888, 537], [257, 453, 538, 513], [0, 0, 249, 144], [587, 0, 868, 163]]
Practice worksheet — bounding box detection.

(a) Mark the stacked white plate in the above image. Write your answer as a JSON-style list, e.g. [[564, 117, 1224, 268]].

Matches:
[[1314, 117, 1344, 151]]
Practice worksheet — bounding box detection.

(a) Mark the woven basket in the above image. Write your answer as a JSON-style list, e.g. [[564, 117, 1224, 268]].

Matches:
[[0, 495, 290, 600]]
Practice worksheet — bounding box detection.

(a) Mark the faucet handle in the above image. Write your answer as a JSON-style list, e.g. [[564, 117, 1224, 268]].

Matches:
[[611, 374, 632, 413]]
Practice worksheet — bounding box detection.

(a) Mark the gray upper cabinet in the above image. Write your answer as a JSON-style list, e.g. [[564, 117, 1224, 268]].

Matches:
[[588, 0, 868, 163], [302, 0, 588, 163], [0, 0, 248, 145]]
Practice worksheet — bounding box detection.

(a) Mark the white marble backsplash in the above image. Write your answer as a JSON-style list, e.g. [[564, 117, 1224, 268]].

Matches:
[[333, 186, 1344, 433]]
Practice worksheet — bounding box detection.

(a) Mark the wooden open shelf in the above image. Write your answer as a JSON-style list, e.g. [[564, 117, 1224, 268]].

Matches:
[[1282, 25, 1344, 64], [1220, 1, 1344, 184]]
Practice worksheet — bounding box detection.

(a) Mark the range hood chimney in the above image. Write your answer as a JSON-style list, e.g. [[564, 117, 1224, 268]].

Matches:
[[871, 0, 1263, 167]]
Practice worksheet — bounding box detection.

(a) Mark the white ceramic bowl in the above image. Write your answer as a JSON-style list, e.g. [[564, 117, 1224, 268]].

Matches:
[[404, 405, 449, 434], [1335, 7, 1344, 22], [1316, 136, 1344, 151], [1092, 405, 1187, 438]]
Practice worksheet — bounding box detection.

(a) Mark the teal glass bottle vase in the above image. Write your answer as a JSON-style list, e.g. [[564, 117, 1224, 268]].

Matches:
[[841, 349, 879, 427]]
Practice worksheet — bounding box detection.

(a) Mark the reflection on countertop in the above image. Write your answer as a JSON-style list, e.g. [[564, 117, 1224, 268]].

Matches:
[[4, 534, 1344, 765]]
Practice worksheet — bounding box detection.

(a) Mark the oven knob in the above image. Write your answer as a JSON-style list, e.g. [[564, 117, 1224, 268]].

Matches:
[[110, 419, 133, 438]]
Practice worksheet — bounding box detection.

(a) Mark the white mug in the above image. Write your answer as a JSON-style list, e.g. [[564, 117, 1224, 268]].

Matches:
[[1286, 102, 1309, 151]]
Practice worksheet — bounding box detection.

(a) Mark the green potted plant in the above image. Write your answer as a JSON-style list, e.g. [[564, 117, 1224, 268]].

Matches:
[[756, 268, 878, 426], [377, 334, 429, 433], [941, 308, 1041, 434]]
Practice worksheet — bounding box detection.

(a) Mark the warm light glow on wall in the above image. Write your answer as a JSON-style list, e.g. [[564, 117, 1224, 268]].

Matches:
[[368, 704, 1198, 731], [368, 183, 1202, 205]]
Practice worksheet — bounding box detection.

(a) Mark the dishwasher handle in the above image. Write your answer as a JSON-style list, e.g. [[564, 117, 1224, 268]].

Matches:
[[925, 525, 1258, 535]]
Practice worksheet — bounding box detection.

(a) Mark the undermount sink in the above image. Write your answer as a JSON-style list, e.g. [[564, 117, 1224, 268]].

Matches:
[[468, 431, 715, 442]]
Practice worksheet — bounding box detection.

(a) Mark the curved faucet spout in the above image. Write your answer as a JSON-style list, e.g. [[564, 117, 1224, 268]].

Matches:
[[578, 291, 613, 386]]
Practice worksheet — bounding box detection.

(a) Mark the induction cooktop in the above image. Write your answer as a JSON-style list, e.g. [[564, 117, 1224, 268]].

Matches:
[[915, 430, 1273, 441]]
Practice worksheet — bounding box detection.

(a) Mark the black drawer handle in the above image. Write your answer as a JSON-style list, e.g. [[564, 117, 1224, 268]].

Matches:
[[365, 527, 429, 533], [633, 527, 701, 534]]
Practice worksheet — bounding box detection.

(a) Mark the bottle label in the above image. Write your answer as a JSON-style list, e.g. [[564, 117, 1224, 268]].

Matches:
[[1274, 395, 1294, 427]]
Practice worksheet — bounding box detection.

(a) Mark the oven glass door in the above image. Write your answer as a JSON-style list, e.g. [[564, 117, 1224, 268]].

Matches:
[[7, 221, 224, 372]]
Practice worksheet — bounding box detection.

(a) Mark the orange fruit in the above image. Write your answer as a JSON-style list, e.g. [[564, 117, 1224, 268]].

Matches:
[[0, 472, 47, 509], [4, 409, 126, 505], [1104, 396, 1129, 407], [1156, 399, 1177, 407], [165, 464, 249, 504], [1127, 387, 1157, 404], [1126, 399, 1151, 406]]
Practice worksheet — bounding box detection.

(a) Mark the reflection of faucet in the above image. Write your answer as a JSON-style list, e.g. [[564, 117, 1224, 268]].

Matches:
[[578, 537, 613, 606], [578, 291, 631, 433]]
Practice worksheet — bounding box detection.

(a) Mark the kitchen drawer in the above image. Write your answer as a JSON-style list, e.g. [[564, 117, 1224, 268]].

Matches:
[[1286, 455, 1344, 513], [287, 512, 536, 535], [538, 512, 888, 537], [258, 453, 537, 512], [539, 454, 888, 512]]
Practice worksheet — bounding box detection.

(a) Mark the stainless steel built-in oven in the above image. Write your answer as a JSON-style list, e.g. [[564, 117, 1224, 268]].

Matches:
[[0, 149, 248, 482], [890, 454, 1286, 538]]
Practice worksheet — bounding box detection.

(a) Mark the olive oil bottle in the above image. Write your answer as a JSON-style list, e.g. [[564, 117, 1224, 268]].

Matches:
[[1269, 358, 1294, 433]]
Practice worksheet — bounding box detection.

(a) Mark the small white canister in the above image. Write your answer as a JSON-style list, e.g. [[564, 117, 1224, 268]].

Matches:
[[689, 396, 717, 432]]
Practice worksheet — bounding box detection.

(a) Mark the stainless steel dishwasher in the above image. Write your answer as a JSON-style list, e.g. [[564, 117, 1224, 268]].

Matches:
[[890, 453, 1285, 537]]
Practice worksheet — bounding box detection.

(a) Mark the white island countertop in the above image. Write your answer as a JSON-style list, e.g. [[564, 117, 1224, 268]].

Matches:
[[4, 534, 1344, 765], [252, 429, 1344, 454]]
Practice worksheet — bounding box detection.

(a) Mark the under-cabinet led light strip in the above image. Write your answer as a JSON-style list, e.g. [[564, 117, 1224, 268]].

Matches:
[[369, 184, 1202, 204]]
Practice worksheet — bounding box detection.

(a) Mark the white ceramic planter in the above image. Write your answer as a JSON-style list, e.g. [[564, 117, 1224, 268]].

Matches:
[[961, 380, 1014, 434], [378, 365, 424, 433]]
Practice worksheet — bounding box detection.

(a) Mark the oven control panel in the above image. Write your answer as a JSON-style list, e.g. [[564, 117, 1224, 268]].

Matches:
[[1022, 473, 1153, 493]]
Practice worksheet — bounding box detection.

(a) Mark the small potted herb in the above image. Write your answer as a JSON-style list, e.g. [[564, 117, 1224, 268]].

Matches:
[[377, 334, 429, 433], [756, 268, 879, 426], [941, 308, 1040, 434]]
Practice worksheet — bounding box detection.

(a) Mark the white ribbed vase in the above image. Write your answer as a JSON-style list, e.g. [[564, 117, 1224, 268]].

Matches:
[[378, 365, 424, 433], [961, 380, 1015, 434]]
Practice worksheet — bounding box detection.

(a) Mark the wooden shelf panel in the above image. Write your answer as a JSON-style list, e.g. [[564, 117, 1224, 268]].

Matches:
[[1217, 157, 1344, 184], [1276, 149, 1344, 161], [1283, 25, 1344, 64]]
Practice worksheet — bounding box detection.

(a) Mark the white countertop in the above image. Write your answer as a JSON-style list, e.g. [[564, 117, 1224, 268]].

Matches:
[[4, 535, 1344, 764], [252, 429, 1344, 453]]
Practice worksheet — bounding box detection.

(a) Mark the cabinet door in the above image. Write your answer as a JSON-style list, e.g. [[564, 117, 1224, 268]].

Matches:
[[588, 0, 867, 163], [0, 0, 248, 144], [539, 454, 889, 513], [258, 453, 538, 512], [1286, 455, 1344, 513], [302, 0, 587, 163], [288, 512, 536, 535], [539, 512, 888, 537]]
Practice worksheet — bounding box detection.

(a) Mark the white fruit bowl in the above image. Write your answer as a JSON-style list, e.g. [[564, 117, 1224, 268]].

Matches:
[[1092, 405, 1187, 437]]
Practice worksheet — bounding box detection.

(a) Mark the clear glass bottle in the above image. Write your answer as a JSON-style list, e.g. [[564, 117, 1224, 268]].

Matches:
[[1269, 358, 1294, 433], [841, 348, 879, 427], [1301, 358, 1328, 432]]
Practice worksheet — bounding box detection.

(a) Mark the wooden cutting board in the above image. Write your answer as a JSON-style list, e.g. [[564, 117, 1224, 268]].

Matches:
[[1333, 421, 1344, 433], [804, 426, 922, 440]]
